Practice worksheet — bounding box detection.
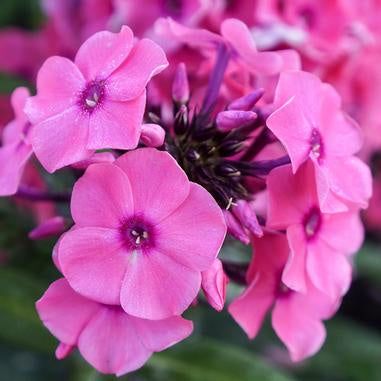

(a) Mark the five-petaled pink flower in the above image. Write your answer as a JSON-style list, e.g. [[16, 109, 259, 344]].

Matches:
[[266, 161, 364, 300], [267, 70, 372, 212], [229, 233, 338, 362], [0, 87, 33, 196], [36, 278, 193, 376], [25, 26, 168, 173], [58, 148, 227, 320]]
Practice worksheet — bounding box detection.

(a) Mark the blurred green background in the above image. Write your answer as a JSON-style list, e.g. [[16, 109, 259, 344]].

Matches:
[[1, 1, 381, 380]]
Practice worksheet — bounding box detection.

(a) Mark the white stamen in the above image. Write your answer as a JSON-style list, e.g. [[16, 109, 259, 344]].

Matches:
[[142, 231, 148, 239], [86, 98, 97, 108], [311, 143, 321, 158], [135, 236, 141, 245]]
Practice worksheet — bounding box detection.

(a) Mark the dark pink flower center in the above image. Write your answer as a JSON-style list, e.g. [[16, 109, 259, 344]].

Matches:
[[310, 128, 324, 162], [303, 206, 322, 240], [120, 216, 155, 251], [79, 80, 105, 113], [162, 0, 183, 18]]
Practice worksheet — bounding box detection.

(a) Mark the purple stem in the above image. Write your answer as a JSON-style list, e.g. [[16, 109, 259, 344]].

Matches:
[[15, 186, 71, 203]]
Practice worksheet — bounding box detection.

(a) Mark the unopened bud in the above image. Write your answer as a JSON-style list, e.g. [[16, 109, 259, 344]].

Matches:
[[216, 110, 257, 132], [28, 216, 66, 240], [228, 88, 265, 111], [140, 123, 165, 147], [172, 63, 190, 104]]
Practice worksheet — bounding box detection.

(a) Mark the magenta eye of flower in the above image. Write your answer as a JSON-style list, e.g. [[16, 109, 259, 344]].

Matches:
[[303, 206, 322, 240], [310, 128, 324, 161], [120, 216, 155, 251], [80, 81, 105, 112]]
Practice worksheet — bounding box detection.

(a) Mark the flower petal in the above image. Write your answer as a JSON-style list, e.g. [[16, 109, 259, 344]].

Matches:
[[71, 162, 133, 228], [115, 148, 190, 223], [155, 183, 226, 271], [87, 93, 146, 150], [36, 278, 99, 346], [78, 307, 151, 376], [120, 249, 201, 319], [107, 39, 168, 101], [132, 316, 193, 352], [30, 106, 92, 173], [59, 227, 127, 305], [24, 57, 85, 124], [74, 26, 134, 81]]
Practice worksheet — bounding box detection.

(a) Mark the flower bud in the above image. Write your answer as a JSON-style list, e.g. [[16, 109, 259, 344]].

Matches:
[[232, 200, 263, 237], [201, 259, 229, 311], [216, 110, 257, 132], [140, 123, 165, 147], [28, 216, 66, 240], [172, 63, 190, 104], [228, 88, 264, 111], [223, 210, 250, 244]]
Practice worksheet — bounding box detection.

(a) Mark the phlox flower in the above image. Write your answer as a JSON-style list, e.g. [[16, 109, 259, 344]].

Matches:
[[36, 278, 193, 376], [229, 233, 338, 362], [25, 26, 168, 173], [58, 148, 226, 320], [0, 87, 33, 196], [267, 70, 372, 212], [266, 161, 364, 300]]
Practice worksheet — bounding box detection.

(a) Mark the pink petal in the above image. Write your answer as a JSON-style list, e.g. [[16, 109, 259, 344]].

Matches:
[[266, 97, 311, 172], [132, 316, 193, 351], [320, 212, 364, 254], [55, 343, 74, 360], [306, 240, 352, 299], [320, 85, 362, 156], [0, 142, 32, 196], [24, 57, 85, 124], [221, 18, 283, 75], [267, 162, 317, 228], [283, 225, 308, 293], [28, 216, 66, 240], [229, 275, 275, 339], [140, 123, 165, 147], [30, 106, 92, 173], [155, 183, 226, 271], [74, 26, 134, 81], [272, 293, 326, 362], [78, 307, 151, 376], [36, 278, 99, 346], [201, 259, 228, 311], [120, 249, 201, 319], [107, 39, 168, 101], [115, 148, 190, 223], [59, 227, 127, 305], [71, 162, 134, 228], [87, 93, 146, 150], [325, 156, 372, 208], [11, 86, 30, 119]]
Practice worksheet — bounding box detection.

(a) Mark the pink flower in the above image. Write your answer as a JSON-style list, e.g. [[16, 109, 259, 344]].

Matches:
[[0, 87, 33, 196], [155, 17, 287, 75], [36, 278, 193, 376], [28, 216, 66, 240], [266, 161, 364, 300], [267, 70, 372, 212], [25, 26, 168, 173], [58, 148, 226, 319], [201, 259, 228, 311], [229, 233, 338, 362]]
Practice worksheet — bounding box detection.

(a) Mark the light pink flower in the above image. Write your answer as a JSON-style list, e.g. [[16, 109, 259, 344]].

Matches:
[[201, 259, 228, 311], [58, 148, 226, 319], [36, 278, 193, 376], [229, 233, 338, 362], [0, 87, 33, 196], [25, 26, 168, 173], [267, 70, 372, 212], [266, 162, 364, 299]]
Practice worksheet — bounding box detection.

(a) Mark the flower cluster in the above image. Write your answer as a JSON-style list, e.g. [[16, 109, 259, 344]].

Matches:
[[0, 0, 377, 376]]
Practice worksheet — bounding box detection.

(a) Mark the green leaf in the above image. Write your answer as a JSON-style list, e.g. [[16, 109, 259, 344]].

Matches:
[[0, 267, 56, 353], [134, 337, 296, 381]]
